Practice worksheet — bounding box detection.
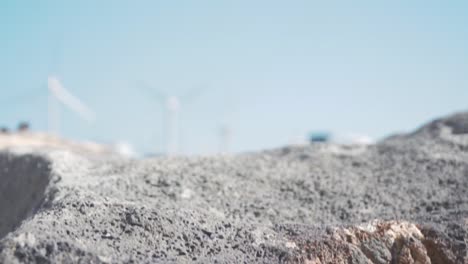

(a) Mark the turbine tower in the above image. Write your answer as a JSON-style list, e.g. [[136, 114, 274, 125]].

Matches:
[[219, 123, 231, 154], [47, 75, 95, 135], [142, 83, 205, 156], [165, 95, 181, 156]]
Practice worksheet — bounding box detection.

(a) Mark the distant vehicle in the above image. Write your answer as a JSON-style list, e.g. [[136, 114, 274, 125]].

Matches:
[[17, 122, 30, 132], [309, 132, 331, 143]]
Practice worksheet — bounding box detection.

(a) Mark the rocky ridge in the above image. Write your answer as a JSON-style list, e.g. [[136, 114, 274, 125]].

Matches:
[[0, 112, 467, 263]]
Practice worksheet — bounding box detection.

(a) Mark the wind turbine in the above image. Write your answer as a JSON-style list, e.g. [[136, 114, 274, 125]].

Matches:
[[216, 91, 240, 155], [165, 95, 181, 156], [219, 123, 232, 154], [141, 83, 205, 156], [47, 75, 95, 136]]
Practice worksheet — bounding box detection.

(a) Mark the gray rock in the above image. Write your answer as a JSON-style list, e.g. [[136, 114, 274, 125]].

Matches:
[[1, 111, 468, 263]]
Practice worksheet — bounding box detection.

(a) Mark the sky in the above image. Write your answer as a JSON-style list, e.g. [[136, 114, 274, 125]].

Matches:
[[0, 0, 467, 154]]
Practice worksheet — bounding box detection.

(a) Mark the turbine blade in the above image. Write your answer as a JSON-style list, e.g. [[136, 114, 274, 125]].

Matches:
[[180, 84, 208, 104], [47, 76, 95, 122], [138, 81, 167, 103]]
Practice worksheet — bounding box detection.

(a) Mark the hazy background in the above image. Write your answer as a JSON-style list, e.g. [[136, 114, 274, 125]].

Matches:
[[1, 0, 467, 154]]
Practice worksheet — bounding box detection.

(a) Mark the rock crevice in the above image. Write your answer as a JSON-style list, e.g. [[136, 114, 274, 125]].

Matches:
[[0, 154, 52, 239]]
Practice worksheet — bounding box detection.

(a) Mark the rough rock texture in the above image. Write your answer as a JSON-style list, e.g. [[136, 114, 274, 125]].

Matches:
[[0, 112, 467, 263]]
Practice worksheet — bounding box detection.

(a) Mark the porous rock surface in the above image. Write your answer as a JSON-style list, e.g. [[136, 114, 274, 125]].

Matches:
[[0, 112, 467, 263]]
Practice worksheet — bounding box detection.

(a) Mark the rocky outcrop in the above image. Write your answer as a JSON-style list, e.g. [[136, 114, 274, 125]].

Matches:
[[0, 154, 52, 239], [0, 111, 467, 263], [278, 220, 467, 263]]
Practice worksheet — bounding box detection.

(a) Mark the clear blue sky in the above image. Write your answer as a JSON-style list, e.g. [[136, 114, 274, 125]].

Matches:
[[1, 0, 467, 154]]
